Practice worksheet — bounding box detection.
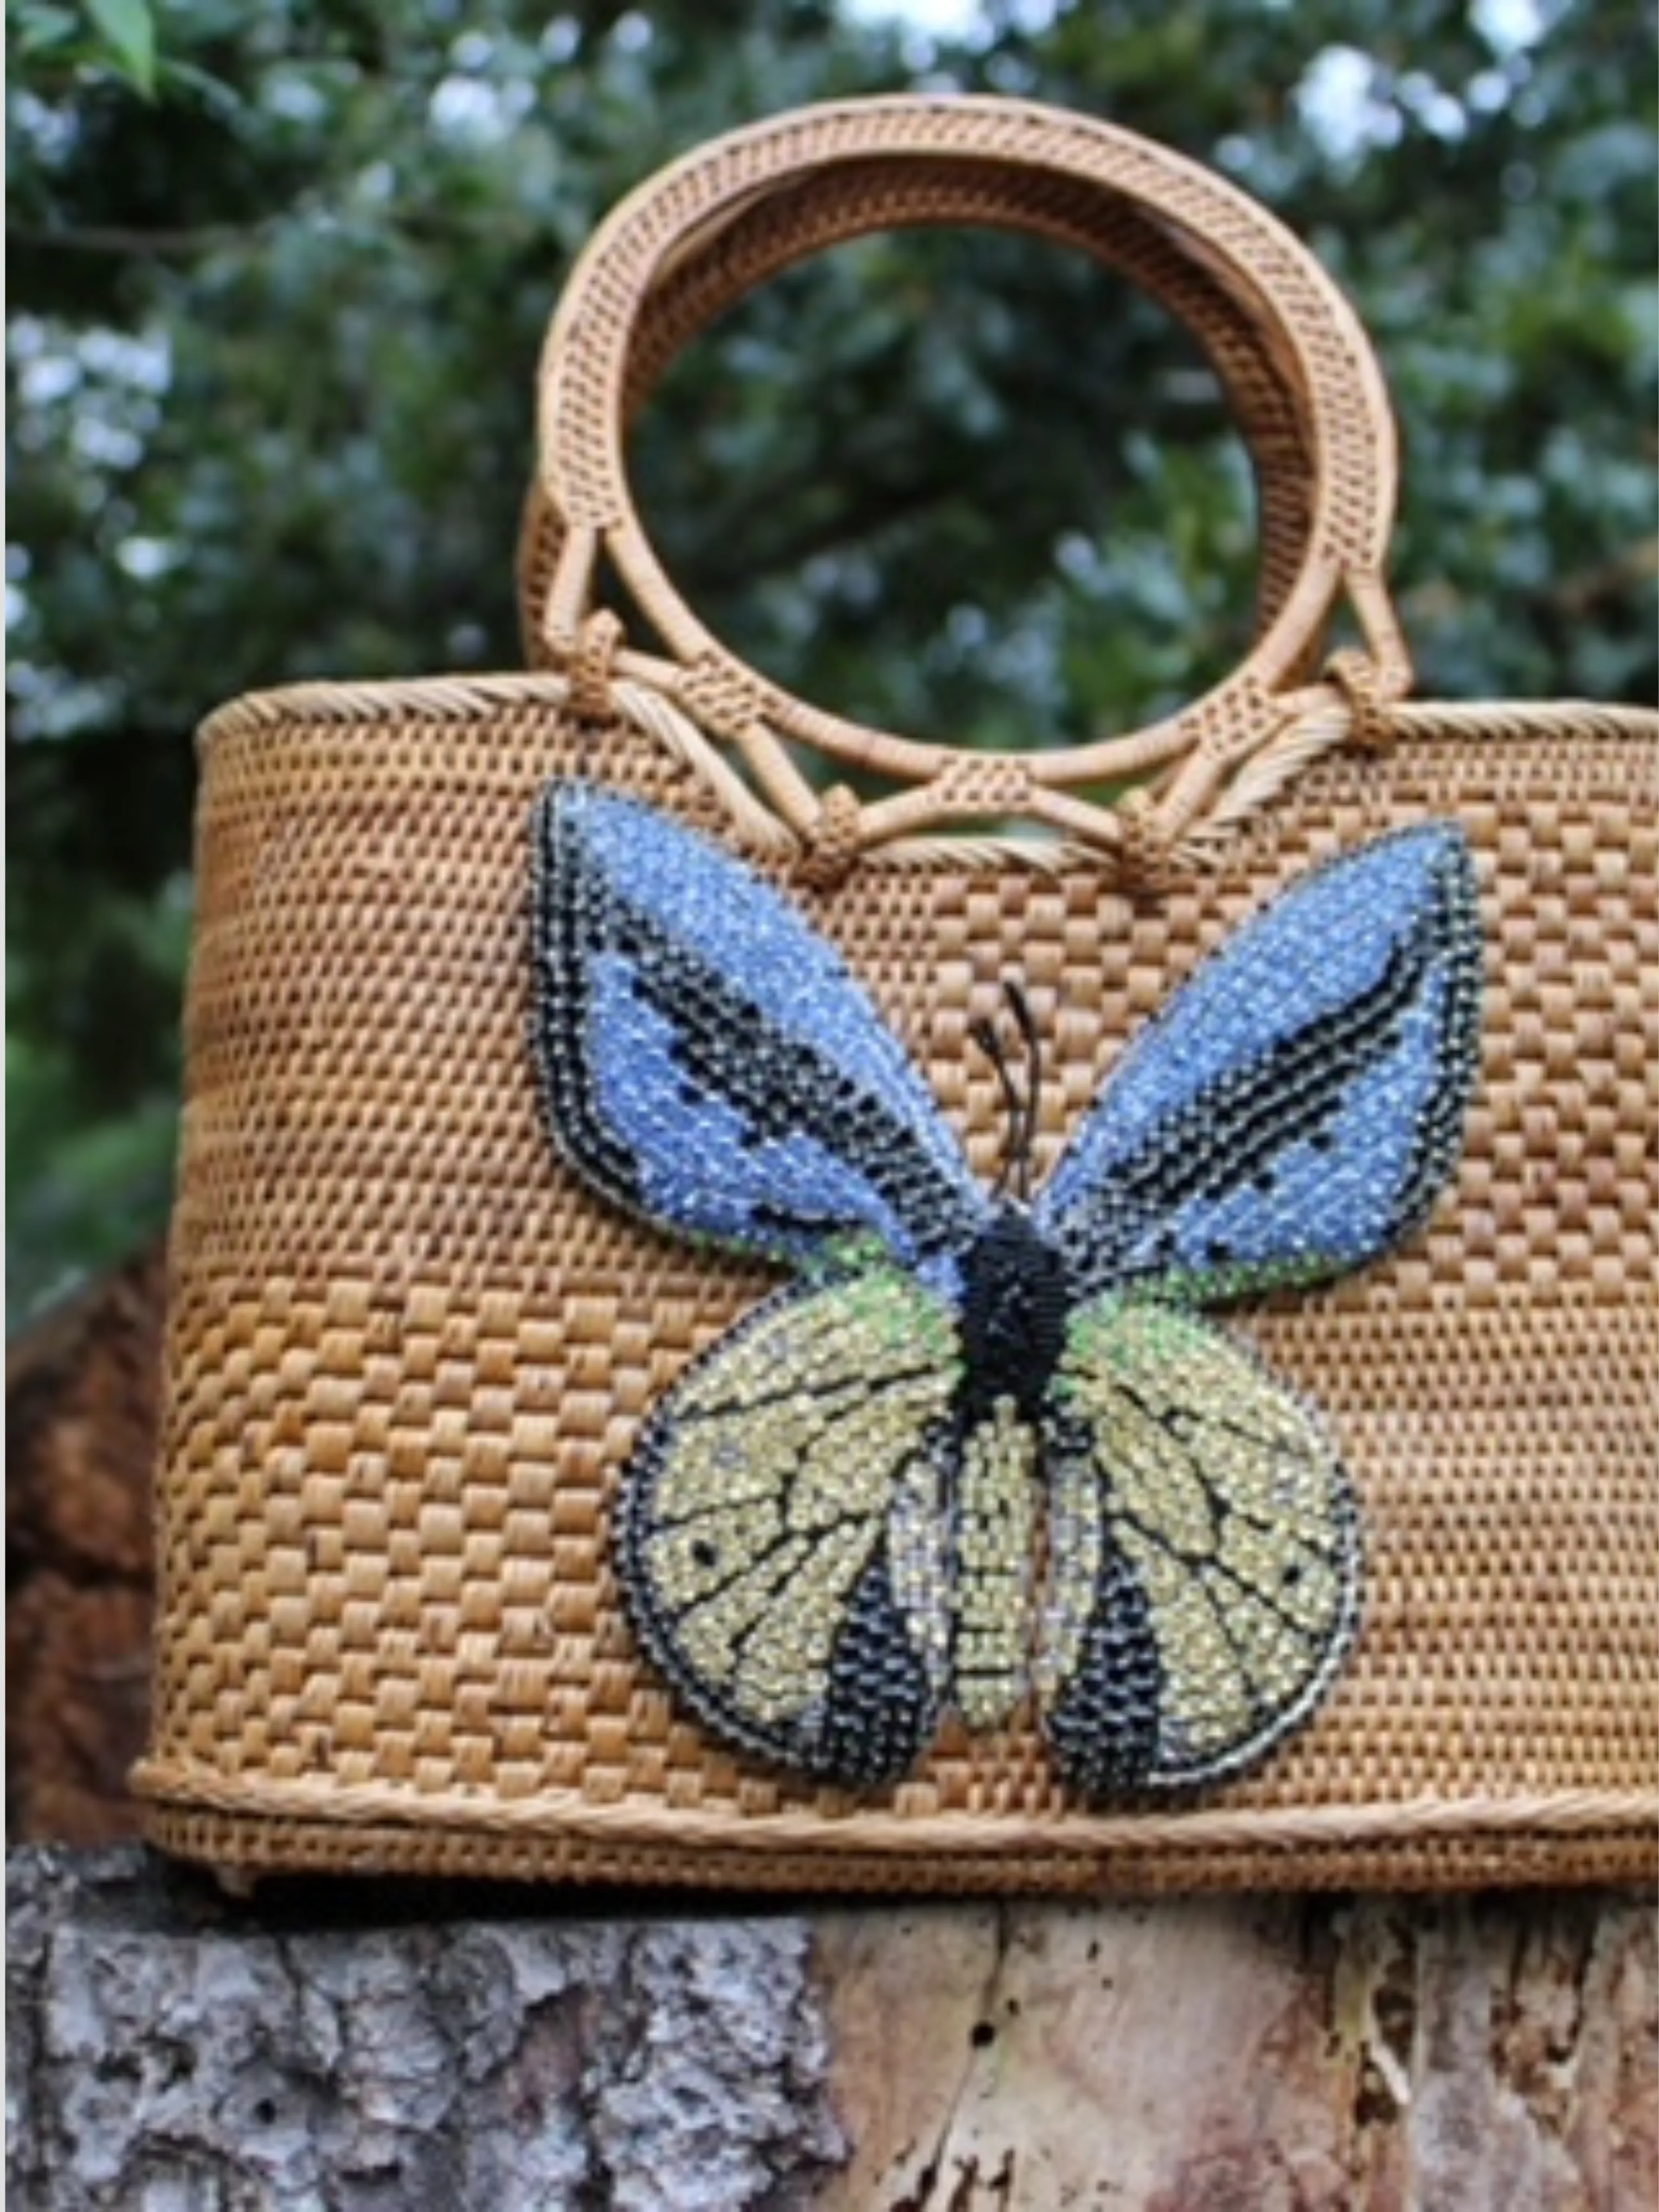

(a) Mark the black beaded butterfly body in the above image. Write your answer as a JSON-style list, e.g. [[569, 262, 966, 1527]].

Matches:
[[529, 784, 1482, 1797]]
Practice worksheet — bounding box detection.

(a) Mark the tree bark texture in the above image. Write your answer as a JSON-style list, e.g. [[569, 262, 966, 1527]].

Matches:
[[7, 1248, 164, 1846], [7, 1848, 1654, 2211], [6, 1847, 841, 2211]]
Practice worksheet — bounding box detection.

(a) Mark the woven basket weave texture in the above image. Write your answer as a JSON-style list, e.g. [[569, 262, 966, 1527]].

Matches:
[[136, 693, 1657, 1889]]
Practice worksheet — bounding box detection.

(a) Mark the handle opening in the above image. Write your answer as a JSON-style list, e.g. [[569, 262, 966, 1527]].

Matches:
[[626, 224, 1265, 761]]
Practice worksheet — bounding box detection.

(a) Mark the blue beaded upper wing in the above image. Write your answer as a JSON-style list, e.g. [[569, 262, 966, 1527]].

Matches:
[[531, 783, 991, 1272], [1033, 826, 1483, 1305]]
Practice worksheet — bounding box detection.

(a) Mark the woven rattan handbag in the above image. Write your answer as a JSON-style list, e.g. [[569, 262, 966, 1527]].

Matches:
[[135, 97, 1658, 1892]]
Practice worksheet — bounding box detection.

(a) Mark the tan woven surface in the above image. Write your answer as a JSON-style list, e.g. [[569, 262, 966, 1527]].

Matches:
[[136, 687, 1658, 1889], [136, 95, 1658, 1889]]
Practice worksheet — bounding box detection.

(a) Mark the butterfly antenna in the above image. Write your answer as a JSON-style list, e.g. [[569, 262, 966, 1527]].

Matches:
[[1001, 981, 1043, 1202], [970, 1014, 1023, 1197]]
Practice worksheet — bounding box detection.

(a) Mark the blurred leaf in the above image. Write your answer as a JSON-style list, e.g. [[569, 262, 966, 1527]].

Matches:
[[83, 0, 155, 94], [12, 7, 80, 54]]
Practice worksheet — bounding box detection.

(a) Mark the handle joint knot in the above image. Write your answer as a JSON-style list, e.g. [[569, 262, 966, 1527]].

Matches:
[[564, 610, 626, 730], [1117, 787, 1179, 892], [1326, 650, 1397, 756], [794, 785, 865, 888]]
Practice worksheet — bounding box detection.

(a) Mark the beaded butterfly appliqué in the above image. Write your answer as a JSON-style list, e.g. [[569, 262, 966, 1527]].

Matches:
[[529, 783, 1481, 1797]]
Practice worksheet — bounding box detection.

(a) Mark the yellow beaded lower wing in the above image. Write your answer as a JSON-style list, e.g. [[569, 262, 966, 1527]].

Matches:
[[616, 1257, 962, 1787], [1038, 1296, 1361, 1793]]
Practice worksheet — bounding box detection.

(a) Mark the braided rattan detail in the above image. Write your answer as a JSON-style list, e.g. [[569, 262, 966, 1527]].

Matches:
[[139, 684, 1659, 1891], [198, 669, 1659, 874], [142, 1804, 1659, 1896], [132, 1765, 1655, 1857]]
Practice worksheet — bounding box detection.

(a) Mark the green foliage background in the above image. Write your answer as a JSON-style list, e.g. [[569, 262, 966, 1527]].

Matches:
[[7, 0, 1655, 1317]]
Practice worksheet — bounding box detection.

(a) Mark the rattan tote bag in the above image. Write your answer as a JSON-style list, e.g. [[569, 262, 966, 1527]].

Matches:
[[134, 97, 1658, 1893]]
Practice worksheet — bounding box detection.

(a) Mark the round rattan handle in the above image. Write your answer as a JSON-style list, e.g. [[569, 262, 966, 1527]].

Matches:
[[533, 97, 1411, 855], [522, 150, 1336, 690]]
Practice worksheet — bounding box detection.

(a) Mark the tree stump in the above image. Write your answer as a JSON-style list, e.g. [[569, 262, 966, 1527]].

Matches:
[[7, 1848, 1654, 2210]]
